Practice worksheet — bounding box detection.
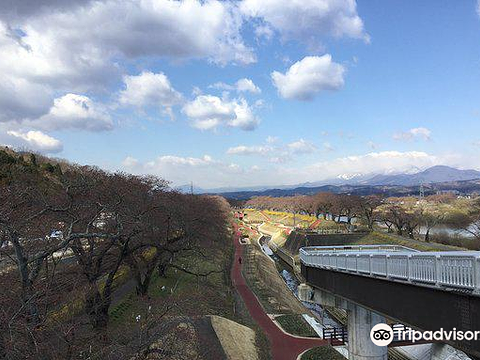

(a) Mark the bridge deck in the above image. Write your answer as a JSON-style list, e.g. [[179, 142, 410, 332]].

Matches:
[[300, 245, 480, 294]]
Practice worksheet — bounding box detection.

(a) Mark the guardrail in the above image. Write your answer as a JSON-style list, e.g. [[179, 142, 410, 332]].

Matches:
[[300, 245, 480, 294], [302, 245, 418, 253]]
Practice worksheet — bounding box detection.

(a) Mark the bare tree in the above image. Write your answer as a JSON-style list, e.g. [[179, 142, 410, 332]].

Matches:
[[311, 192, 337, 219], [359, 195, 383, 230], [376, 198, 420, 238]]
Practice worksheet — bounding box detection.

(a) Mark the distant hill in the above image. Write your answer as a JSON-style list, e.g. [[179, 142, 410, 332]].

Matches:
[[218, 179, 480, 200], [214, 165, 480, 200], [204, 166, 480, 196], [363, 165, 480, 186]]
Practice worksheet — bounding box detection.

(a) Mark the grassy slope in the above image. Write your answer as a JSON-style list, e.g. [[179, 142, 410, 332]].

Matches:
[[109, 247, 234, 326], [275, 314, 318, 338], [107, 228, 271, 360], [301, 346, 346, 360], [353, 231, 465, 251]]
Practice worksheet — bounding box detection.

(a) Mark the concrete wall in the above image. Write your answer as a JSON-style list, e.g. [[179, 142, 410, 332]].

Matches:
[[431, 344, 472, 360]]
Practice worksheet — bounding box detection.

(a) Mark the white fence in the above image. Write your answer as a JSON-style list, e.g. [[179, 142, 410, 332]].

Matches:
[[300, 245, 480, 294]]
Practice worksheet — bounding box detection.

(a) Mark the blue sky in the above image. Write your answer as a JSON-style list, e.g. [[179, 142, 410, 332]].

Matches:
[[1, 0, 480, 189]]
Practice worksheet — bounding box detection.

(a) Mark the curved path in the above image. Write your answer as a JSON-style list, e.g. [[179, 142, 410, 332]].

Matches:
[[231, 222, 328, 360]]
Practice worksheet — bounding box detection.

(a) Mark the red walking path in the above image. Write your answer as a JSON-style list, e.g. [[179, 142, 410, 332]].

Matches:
[[231, 223, 328, 360]]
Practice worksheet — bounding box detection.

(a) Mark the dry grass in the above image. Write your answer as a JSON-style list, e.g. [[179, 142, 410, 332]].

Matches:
[[210, 315, 259, 360], [243, 209, 268, 224], [258, 223, 284, 236]]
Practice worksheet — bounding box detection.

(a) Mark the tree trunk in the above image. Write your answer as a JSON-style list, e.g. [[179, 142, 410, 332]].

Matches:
[[136, 265, 156, 296], [157, 251, 172, 278], [11, 234, 41, 325], [0, 331, 6, 359], [424, 228, 430, 243], [85, 285, 109, 329], [368, 220, 374, 230], [406, 226, 415, 239], [157, 262, 169, 278], [365, 211, 374, 230], [23, 287, 40, 325], [136, 279, 149, 296]]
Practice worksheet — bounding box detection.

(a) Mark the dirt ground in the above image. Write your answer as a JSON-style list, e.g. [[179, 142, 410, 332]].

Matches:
[[130, 316, 227, 360], [210, 315, 259, 360]]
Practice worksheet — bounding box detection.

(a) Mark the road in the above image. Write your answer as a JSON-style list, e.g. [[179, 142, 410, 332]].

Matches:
[[231, 222, 328, 360]]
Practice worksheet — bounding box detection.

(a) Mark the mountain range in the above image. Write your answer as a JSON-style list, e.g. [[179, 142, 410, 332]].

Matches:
[[359, 165, 480, 186], [191, 165, 480, 200]]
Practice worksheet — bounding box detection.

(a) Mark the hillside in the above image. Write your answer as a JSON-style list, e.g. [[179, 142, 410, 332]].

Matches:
[[364, 165, 480, 186], [0, 148, 262, 360]]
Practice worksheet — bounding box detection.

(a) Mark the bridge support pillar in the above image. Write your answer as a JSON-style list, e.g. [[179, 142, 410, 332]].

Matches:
[[347, 304, 388, 360]]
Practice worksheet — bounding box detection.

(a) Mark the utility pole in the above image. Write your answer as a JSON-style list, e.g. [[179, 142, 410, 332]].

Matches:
[[190, 181, 194, 195]]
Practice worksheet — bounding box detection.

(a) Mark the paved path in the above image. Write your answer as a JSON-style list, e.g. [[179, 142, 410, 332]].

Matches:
[[231, 222, 328, 360]]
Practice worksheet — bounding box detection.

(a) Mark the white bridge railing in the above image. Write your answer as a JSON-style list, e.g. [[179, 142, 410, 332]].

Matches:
[[300, 245, 480, 294]]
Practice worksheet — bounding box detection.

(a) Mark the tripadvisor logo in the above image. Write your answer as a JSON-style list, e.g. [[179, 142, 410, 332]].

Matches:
[[370, 323, 394, 346], [370, 323, 480, 346]]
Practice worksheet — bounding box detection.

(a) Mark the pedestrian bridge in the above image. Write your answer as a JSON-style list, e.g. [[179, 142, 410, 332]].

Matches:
[[299, 245, 480, 359], [300, 245, 480, 294]]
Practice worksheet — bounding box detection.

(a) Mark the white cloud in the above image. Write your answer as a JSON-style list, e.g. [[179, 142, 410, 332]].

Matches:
[[119, 71, 183, 118], [122, 154, 248, 188], [210, 78, 261, 94], [266, 135, 278, 144], [0, 0, 255, 106], [393, 127, 431, 141], [268, 156, 289, 164], [287, 139, 317, 154], [122, 156, 139, 167], [122, 150, 450, 189], [367, 141, 378, 150], [227, 145, 273, 155], [33, 94, 113, 131], [182, 95, 259, 131], [0, 74, 52, 122], [240, 0, 369, 44], [477, 0, 480, 17], [227, 138, 316, 163], [0, 21, 117, 94], [235, 150, 443, 186], [0, 0, 91, 22], [183, 95, 231, 130], [300, 151, 438, 182], [235, 78, 261, 94], [271, 55, 345, 100], [254, 25, 274, 40], [323, 142, 334, 151], [4, 130, 63, 153], [254, 99, 265, 108]]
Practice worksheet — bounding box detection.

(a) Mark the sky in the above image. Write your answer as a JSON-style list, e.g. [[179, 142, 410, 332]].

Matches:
[[1, 0, 480, 189]]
